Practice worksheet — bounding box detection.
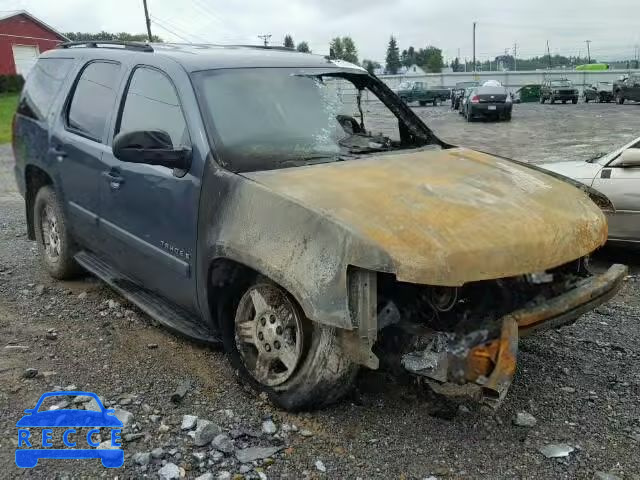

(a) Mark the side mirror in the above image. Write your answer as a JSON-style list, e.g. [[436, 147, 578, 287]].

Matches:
[[617, 148, 640, 167], [113, 130, 191, 170]]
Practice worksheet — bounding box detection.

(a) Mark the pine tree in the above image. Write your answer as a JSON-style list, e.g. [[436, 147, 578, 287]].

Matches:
[[284, 34, 295, 49], [385, 36, 401, 74], [296, 41, 311, 53]]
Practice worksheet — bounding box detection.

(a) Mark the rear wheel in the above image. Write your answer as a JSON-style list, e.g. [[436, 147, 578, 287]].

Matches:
[[222, 281, 358, 410], [33, 186, 83, 280], [616, 93, 625, 104], [418, 101, 427, 107], [571, 98, 577, 104]]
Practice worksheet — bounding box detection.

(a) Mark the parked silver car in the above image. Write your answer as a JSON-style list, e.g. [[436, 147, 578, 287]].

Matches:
[[542, 137, 640, 244]]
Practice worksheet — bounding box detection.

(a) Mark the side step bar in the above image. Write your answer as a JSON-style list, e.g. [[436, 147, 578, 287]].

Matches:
[[75, 251, 219, 345]]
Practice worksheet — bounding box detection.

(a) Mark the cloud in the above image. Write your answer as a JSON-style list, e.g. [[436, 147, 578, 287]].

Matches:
[[5, 0, 639, 63]]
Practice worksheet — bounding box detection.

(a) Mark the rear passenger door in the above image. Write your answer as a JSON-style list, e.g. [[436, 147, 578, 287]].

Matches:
[[99, 65, 199, 311], [51, 60, 122, 248]]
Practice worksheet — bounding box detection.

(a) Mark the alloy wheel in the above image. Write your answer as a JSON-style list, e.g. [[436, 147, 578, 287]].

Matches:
[[234, 284, 305, 387]]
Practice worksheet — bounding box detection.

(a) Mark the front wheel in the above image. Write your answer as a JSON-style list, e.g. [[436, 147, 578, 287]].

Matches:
[[223, 281, 358, 410], [33, 186, 83, 280]]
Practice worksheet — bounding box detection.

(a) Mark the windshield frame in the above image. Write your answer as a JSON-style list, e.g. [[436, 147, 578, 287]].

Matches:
[[191, 67, 446, 173]]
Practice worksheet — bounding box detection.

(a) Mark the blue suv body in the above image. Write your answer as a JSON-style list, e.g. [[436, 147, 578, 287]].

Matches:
[[12, 41, 626, 410]]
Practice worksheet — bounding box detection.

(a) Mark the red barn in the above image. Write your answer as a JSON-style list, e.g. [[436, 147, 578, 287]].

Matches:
[[0, 10, 68, 76]]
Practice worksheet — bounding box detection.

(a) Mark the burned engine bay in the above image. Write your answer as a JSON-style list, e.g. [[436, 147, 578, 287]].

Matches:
[[370, 258, 624, 407]]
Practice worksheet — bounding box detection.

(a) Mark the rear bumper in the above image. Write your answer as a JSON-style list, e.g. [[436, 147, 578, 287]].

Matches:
[[403, 264, 628, 406], [469, 103, 512, 115]]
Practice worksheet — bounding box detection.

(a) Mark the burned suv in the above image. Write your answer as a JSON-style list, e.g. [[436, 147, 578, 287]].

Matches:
[[13, 42, 625, 410]]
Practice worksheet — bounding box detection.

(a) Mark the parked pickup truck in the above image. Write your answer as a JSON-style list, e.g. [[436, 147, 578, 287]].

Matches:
[[613, 74, 640, 104], [395, 81, 450, 106]]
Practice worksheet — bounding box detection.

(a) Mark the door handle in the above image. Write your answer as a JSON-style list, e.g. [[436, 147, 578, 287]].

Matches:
[[102, 171, 125, 189], [49, 146, 67, 161]]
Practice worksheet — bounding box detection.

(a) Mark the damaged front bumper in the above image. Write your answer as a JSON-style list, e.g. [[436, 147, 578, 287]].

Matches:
[[402, 264, 628, 406]]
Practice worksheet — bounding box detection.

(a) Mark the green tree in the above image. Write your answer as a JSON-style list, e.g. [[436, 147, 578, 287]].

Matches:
[[64, 31, 163, 42], [296, 41, 311, 53], [329, 37, 358, 64], [422, 46, 443, 73], [362, 59, 381, 75], [385, 36, 401, 74], [401, 46, 416, 67], [341, 36, 358, 64], [329, 37, 344, 59], [284, 34, 295, 48]]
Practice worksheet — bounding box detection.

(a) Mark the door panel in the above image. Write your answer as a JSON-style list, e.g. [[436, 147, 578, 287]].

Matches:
[[99, 66, 199, 311], [53, 61, 121, 252], [592, 166, 640, 241]]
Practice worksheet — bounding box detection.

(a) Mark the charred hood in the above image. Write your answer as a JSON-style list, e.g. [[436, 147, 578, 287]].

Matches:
[[242, 147, 608, 286]]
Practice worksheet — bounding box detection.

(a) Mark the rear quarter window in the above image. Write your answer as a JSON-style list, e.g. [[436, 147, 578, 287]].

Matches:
[[17, 58, 74, 121], [67, 61, 121, 142]]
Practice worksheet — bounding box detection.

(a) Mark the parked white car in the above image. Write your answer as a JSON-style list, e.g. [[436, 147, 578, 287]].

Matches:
[[542, 137, 640, 244]]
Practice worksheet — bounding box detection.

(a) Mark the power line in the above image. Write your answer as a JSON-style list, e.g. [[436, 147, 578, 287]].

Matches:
[[258, 34, 272, 47], [150, 15, 209, 43], [149, 19, 192, 43]]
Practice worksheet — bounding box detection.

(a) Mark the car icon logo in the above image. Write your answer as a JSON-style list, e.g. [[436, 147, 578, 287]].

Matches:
[[15, 391, 124, 468]]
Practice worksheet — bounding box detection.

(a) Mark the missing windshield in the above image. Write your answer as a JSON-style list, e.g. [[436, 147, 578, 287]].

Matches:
[[193, 68, 436, 173]]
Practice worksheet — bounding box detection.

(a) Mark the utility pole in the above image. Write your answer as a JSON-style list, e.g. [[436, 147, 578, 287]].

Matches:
[[585, 40, 592, 63], [472, 22, 477, 72], [258, 34, 272, 47], [513, 43, 518, 71], [546, 40, 552, 69], [142, 0, 153, 43]]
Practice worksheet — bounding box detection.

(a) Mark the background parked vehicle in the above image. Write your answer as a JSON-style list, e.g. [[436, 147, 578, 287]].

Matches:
[[513, 84, 541, 103], [395, 80, 450, 106], [541, 136, 640, 244], [451, 81, 479, 109], [540, 79, 579, 104], [613, 74, 640, 104], [583, 82, 614, 103], [461, 85, 512, 121]]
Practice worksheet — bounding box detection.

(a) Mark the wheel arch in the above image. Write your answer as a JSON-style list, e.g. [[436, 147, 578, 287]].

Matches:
[[24, 165, 54, 240]]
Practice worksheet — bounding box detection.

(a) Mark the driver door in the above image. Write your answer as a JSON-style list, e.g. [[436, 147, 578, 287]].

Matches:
[[99, 65, 199, 311], [592, 149, 640, 243]]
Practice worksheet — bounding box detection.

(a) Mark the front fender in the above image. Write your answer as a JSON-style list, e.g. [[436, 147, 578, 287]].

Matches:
[[196, 162, 391, 330]]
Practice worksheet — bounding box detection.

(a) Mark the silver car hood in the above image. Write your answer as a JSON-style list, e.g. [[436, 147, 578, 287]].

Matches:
[[540, 160, 603, 185]]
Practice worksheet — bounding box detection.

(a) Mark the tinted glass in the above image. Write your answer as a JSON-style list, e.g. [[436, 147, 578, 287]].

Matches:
[[67, 62, 121, 141], [118, 68, 189, 147], [17, 58, 74, 121]]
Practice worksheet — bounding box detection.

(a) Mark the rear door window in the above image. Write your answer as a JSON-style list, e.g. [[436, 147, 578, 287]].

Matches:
[[67, 61, 121, 142], [117, 67, 190, 148], [17, 58, 74, 121]]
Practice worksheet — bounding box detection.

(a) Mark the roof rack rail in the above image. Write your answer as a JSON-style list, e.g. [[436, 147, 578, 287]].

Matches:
[[58, 41, 153, 52], [230, 44, 296, 52]]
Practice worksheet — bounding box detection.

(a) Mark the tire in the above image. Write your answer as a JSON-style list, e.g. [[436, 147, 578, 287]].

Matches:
[[465, 108, 473, 122], [432, 98, 438, 106], [584, 97, 589, 103], [221, 281, 358, 411], [550, 98, 555, 104], [572, 98, 577, 104], [419, 101, 427, 107], [33, 186, 83, 280], [562, 100, 566, 104], [616, 94, 625, 105], [539, 96, 545, 104]]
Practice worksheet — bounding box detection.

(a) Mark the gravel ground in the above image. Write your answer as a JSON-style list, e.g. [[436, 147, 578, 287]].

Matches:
[[1, 103, 640, 480]]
